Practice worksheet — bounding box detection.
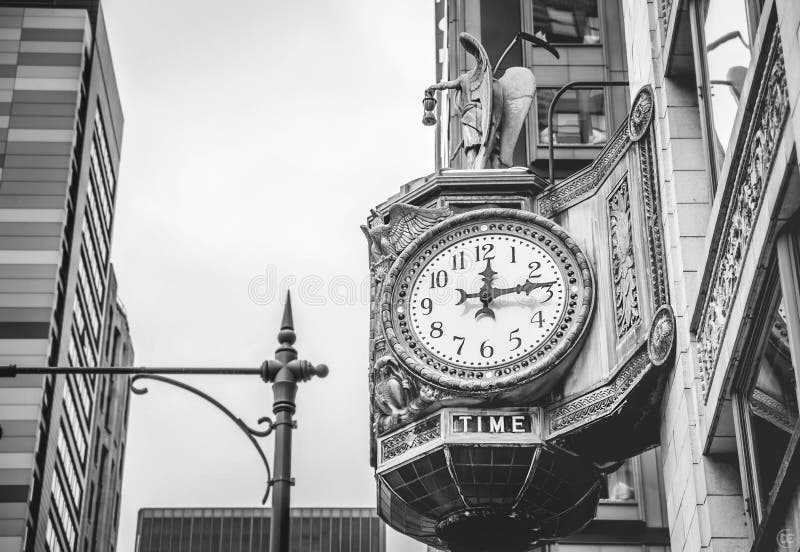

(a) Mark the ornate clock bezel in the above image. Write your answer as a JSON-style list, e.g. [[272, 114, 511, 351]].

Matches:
[[379, 208, 594, 394]]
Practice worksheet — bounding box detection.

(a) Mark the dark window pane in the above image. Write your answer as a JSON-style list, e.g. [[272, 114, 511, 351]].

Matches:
[[533, 0, 601, 44], [538, 89, 606, 145]]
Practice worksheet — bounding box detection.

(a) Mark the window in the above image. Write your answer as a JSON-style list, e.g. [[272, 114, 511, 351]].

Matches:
[[51, 476, 77, 549], [537, 88, 607, 146], [46, 515, 63, 552], [599, 459, 636, 502], [57, 427, 83, 510], [62, 384, 87, 463], [692, 0, 763, 191], [700, 0, 753, 178], [532, 0, 600, 45], [732, 219, 800, 533]]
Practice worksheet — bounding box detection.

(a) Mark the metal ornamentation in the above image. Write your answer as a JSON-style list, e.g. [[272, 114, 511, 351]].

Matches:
[[379, 208, 594, 394], [750, 388, 797, 434], [660, 0, 674, 35], [608, 177, 640, 338], [548, 305, 674, 435], [361, 203, 451, 281], [639, 132, 670, 307], [696, 36, 788, 399], [380, 415, 442, 463], [628, 85, 654, 141], [373, 355, 448, 433], [548, 350, 649, 434], [130, 374, 275, 503], [648, 305, 676, 367], [538, 85, 655, 218]]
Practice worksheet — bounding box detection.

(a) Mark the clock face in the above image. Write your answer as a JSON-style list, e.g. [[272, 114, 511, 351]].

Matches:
[[381, 210, 593, 394], [408, 234, 566, 369]]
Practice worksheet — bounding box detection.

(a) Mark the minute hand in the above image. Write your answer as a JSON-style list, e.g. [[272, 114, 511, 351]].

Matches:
[[490, 279, 556, 300]]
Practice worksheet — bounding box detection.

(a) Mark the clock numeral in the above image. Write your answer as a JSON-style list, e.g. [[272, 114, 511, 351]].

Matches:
[[420, 297, 433, 315], [452, 336, 465, 355], [451, 251, 465, 270], [540, 284, 554, 303], [480, 340, 494, 358], [509, 328, 522, 351], [429, 270, 448, 289], [510, 246, 517, 264], [430, 321, 444, 338], [475, 243, 495, 261], [528, 261, 542, 279], [531, 310, 544, 328]]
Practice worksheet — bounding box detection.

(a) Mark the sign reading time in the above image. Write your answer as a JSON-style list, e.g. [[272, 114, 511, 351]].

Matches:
[[452, 414, 532, 433]]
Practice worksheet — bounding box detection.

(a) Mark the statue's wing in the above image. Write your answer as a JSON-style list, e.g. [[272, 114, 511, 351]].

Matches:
[[459, 32, 493, 165], [497, 67, 536, 167], [385, 203, 452, 254]]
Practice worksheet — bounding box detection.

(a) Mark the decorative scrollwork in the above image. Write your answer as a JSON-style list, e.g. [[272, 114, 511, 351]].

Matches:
[[130, 374, 274, 504], [697, 36, 788, 400], [608, 178, 640, 338]]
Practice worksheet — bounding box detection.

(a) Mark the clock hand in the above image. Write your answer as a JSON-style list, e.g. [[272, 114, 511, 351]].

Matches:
[[490, 279, 557, 300], [475, 258, 497, 320]]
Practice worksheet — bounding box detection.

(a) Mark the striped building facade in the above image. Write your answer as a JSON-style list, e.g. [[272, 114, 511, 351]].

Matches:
[[135, 508, 387, 552], [0, 2, 129, 552]]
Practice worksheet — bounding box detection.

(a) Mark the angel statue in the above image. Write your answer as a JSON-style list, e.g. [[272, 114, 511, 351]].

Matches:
[[425, 32, 559, 169]]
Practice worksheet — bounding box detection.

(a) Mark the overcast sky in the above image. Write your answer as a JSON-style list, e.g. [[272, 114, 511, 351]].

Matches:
[[100, 1, 435, 550]]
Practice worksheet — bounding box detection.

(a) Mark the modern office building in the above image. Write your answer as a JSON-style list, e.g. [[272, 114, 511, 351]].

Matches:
[[364, 0, 800, 551], [77, 265, 133, 552], [0, 2, 131, 551], [134, 508, 387, 552]]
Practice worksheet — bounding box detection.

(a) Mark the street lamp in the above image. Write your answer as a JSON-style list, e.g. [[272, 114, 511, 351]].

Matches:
[[0, 291, 327, 552]]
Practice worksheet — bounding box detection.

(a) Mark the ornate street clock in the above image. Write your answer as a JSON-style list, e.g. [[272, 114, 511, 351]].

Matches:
[[380, 209, 593, 395], [365, 84, 676, 551]]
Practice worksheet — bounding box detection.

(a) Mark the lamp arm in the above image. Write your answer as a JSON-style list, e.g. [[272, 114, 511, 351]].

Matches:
[[130, 374, 275, 504]]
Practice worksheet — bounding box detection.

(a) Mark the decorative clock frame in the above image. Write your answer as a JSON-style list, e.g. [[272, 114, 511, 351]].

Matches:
[[378, 208, 594, 394]]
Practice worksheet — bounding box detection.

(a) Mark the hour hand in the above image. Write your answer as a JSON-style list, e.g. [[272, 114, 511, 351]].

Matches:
[[455, 288, 480, 305]]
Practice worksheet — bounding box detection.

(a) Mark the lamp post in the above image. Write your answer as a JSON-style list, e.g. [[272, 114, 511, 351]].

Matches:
[[260, 292, 328, 552], [0, 291, 327, 552]]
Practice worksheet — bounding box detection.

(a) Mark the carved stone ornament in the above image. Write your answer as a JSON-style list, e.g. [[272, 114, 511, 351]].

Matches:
[[648, 305, 675, 367], [608, 178, 640, 337], [362, 203, 452, 282], [697, 36, 788, 400], [628, 85, 654, 142], [380, 208, 594, 395]]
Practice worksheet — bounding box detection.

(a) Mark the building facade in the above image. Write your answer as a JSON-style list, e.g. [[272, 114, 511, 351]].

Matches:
[[364, 0, 800, 550], [0, 2, 131, 551], [134, 508, 386, 552]]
